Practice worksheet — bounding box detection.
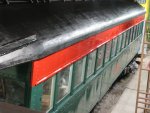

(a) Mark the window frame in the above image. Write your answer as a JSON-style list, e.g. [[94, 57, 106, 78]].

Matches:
[[116, 35, 122, 54], [129, 28, 133, 43], [104, 41, 112, 63], [85, 50, 97, 78], [111, 37, 117, 58], [121, 32, 126, 49], [132, 26, 135, 41], [133, 26, 137, 40], [96, 45, 105, 70], [41, 76, 56, 112], [135, 25, 138, 38], [137, 24, 140, 37], [71, 57, 86, 91], [125, 30, 130, 46], [54, 65, 73, 105]]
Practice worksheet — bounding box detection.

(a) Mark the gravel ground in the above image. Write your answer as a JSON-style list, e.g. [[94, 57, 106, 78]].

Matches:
[[91, 73, 134, 113]]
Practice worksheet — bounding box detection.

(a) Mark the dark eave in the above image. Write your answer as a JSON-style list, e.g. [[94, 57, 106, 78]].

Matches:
[[0, 0, 145, 69]]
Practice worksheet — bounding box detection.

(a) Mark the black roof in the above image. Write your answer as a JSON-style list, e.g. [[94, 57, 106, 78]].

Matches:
[[0, 0, 145, 69], [0, 0, 91, 4]]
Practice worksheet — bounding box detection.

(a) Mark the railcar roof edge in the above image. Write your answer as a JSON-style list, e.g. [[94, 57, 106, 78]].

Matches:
[[0, 1, 145, 69], [0, 0, 136, 5]]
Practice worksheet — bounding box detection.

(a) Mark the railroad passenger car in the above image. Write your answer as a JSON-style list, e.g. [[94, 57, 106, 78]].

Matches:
[[0, 0, 145, 113]]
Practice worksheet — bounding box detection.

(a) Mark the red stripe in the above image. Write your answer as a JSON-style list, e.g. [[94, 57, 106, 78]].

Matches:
[[31, 15, 145, 86]]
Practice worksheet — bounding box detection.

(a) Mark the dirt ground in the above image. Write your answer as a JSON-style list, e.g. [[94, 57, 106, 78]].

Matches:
[[90, 73, 134, 113]]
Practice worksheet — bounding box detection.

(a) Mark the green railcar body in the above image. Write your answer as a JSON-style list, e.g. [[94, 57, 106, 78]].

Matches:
[[0, 0, 145, 112], [0, 22, 144, 113]]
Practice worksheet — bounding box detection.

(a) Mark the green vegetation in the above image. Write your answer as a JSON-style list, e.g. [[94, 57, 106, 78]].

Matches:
[[146, 24, 150, 42], [146, 11, 150, 42]]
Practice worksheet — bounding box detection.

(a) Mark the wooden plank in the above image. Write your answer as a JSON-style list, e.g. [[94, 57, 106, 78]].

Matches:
[[139, 97, 150, 101], [141, 68, 150, 71], [138, 101, 150, 105], [144, 41, 150, 45], [138, 106, 150, 111], [0, 102, 42, 113], [139, 91, 150, 95]]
